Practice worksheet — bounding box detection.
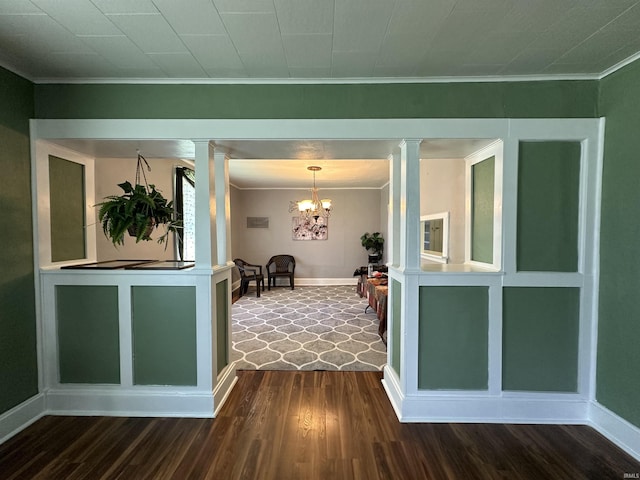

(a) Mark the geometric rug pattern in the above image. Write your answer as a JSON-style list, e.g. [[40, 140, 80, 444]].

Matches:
[[231, 285, 387, 371]]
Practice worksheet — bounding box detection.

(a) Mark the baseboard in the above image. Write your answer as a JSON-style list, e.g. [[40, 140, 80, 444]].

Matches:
[[589, 401, 640, 461], [381, 365, 403, 420], [0, 393, 46, 444], [295, 277, 357, 286], [45, 388, 215, 418], [213, 362, 237, 417], [382, 379, 589, 424]]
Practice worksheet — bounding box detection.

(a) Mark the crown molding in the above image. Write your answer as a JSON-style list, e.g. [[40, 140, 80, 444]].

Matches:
[[599, 50, 640, 80], [31, 73, 601, 85]]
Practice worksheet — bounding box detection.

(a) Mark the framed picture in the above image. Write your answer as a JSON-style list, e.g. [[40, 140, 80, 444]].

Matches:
[[292, 217, 328, 240], [247, 216, 269, 228]]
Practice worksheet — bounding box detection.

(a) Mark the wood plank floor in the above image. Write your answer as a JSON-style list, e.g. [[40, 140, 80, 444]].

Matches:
[[1, 371, 638, 480]]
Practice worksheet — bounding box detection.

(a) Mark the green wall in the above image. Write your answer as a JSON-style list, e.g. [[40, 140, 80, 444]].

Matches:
[[216, 280, 228, 375], [503, 288, 580, 392], [418, 287, 488, 390], [49, 156, 86, 262], [0, 67, 37, 414], [598, 59, 640, 428], [5, 55, 640, 432], [517, 142, 580, 272], [132, 286, 197, 386], [56, 286, 120, 384], [34, 81, 598, 119], [471, 157, 495, 264], [390, 279, 401, 376]]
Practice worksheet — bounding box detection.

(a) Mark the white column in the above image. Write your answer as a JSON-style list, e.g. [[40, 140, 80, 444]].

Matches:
[[213, 150, 231, 266], [399, 139, 422, 273], [193, 141, 216, 269], [398, 139, 422, 401], [388, 151, 401, 268]]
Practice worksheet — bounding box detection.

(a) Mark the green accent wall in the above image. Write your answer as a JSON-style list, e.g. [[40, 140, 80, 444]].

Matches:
[[418, 287, 488, 390], [0, 66, 37, 414], [471, 157, 495, 264], [216, 280, 228, 375], [503, 287, 580, 392], [517, 142, 580, 272], [598, 59, 640, 428], [132, 286, 197, 386], [56, 286, 120, 384], [49, 156, 86, 262], [34, 81, 598, 120], [390, 279, 401, 376]]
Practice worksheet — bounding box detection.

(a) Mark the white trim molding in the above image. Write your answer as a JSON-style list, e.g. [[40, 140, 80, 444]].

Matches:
[[590, 401, 640, 462], [0, 394, 46, 444]]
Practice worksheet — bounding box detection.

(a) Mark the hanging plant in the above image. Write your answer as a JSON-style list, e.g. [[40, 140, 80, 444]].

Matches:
[[96, 153, 181, 247]]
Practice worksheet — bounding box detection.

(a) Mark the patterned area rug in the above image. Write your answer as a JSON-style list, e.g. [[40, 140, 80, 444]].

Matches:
[[231, 285, 387, 371]]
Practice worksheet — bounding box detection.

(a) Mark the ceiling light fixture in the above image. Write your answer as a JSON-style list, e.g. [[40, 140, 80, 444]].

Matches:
[[289, 166, 332, 221]]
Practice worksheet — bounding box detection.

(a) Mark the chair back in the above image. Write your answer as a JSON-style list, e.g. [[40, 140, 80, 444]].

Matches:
[[233, 258, 255, 278], [267, 255, 295, 273]]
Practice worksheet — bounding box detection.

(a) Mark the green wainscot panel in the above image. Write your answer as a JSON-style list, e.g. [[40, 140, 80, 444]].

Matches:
[[49, 155, 86, 262], [418, 286, 489, 390], [503, 287, 580, 392], [471, 157, 495, 264], [132, 286, 197, 386], [390, 279, 402, 376], [56, 286, 120, 384], [517, 142, 580, 272], [216, 280, 228, 375]]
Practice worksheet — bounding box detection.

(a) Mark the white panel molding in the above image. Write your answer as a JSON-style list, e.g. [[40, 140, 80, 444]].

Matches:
[[0, 394, 45, 445], [590, 402, 640, 462]]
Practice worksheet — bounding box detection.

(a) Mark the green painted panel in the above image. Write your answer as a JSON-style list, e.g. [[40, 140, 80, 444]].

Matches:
[[49, 156, 86, 262], [503, 287, 579, 392], [0, 66, 37, 414], [216, 280, 228, 375], [56, 286, 120, 384], [418, 287, 488, 390], [471, 157, 495, 264], [0, 66, 34, 134], [390, 279, 401, 376], [132, 286, 197, 386], [34, 81, 598, 120], [517, 142, 580, 272], [597, 58, 640, 428]]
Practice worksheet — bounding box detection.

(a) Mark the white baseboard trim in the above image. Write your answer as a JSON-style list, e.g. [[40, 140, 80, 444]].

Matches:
[[381, 365, 403, 420], [589, 401, 640, 461], [382, 376, 589, 424], [45, 388, 215, 418], [213, 362, 237, 417], [290, 277, 357, 286], [0, 394, 46, 444]]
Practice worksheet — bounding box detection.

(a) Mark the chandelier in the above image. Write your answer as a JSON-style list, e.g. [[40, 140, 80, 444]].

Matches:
[[289, 166, 332, 221]]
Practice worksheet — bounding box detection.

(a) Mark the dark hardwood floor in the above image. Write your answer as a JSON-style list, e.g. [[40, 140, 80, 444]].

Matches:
[[1, 371, 638, 479]]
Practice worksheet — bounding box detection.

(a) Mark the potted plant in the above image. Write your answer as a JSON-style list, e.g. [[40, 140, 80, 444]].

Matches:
[[360, 232, 384, 264], [96, 153, 181, 247]]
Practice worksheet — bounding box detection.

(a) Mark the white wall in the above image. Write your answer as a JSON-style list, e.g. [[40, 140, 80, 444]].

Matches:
[[230, 187, 384, 279], [420, 158, 466, 264], [95, 157, 191, 261]]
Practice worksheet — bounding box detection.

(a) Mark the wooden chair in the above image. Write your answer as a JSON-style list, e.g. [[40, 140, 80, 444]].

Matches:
[[266, 255, 296, 290], [233, 258, 265, 297]]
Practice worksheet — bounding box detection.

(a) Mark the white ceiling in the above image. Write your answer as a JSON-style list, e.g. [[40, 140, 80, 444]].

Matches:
[[1, 0, 640, 81], [52, 138, 496, 188]]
